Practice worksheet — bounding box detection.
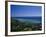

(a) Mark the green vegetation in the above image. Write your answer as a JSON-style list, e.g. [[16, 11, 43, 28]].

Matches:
[[11, 19, 42, 32]]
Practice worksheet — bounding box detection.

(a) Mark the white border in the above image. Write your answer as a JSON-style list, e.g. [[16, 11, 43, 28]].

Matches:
[[8, 2, 44, 35]]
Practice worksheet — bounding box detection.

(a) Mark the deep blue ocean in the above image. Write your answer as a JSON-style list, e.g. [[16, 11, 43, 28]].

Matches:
[[12, 17, 42, 23]]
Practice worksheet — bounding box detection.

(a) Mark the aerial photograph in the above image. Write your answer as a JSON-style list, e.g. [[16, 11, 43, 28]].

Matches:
[[11, 5, 42, 32]]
